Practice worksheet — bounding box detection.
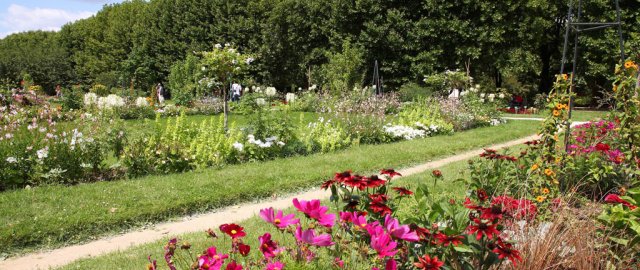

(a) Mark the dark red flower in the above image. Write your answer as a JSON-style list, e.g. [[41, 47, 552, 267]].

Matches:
[[369, 201, 392, 216], [219, 223, 246, 239], [238, 243, 250, 256], [343, 175, 366, 189], [410, 225, 431, 241], [480, 204, 504, 220], [334, 170, 353, 182], [369, 193, 389, 203], [595, 143, 611, 152], [604, 194, 637, 210], [414, 254, 444, 270], [493, 240, 522, 266], [392, 187, 414, 196], [477, 189, 488, 201], [365, 175, 387, 188], [463, 197, 481, 210], [381, 169, 402, 178], [467, 219, 500, 240], [434, 232, 464, 247], [321, 179, 336, 190], [431, 170, 442, 178], [225, 261, 243, 270]]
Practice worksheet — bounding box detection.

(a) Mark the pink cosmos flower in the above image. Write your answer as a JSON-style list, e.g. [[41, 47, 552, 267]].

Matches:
[[266, 261, 284, 270], [259, 207, 299, 229], [384, 214, 419, 242], [292, 198, 336, 227], [198, 246, 228, 270], [294, 225, 334, 246], [367, 224, 398, 258], [258, 233, 279, 259]]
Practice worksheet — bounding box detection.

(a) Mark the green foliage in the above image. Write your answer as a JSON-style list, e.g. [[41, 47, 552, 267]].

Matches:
[[167, 54, 201, 106], [89, 84, 110, 96], [397, 99, 454, 134], [320, 40, 364, 95], [397, 82, 434, 102], [298, 116, 352, 153], [61, 87, 83, 111], [423, 70, 472, 97]]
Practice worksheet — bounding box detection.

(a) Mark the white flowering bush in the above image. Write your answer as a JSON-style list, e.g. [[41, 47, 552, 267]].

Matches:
[[97, 94, 125, 110], [285, 93, 296, 103], [383, 125, 426, 140], [83, 92, 98, 107], [265, 87, 277, 97], [135, 97, 149, 107]]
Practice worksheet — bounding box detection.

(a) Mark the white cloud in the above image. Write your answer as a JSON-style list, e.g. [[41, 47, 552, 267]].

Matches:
[[0, 4, 95, 38]]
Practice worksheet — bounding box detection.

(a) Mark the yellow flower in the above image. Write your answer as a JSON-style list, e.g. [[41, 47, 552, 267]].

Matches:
[[542, 188, 550, 194], [613, 84, 618, 92], [554, 134, 559, 141], [619, 187, 627, 196], [555, 103, 564, 110], [536, 196, 545, 203], [552, 179, 559, 185], [624, 60, 637, 70], [553, 110, 561, 117], [555, 157, 562, 164], [561, 74, 568, 80], [544, 168, 555, 177], [531, 164, 539, 171]]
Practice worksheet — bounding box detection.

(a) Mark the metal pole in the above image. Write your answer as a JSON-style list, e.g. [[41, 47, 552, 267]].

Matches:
[[614, 0, 626, 62], [565, 0, 583, 153], [560, 1, 574, 75]]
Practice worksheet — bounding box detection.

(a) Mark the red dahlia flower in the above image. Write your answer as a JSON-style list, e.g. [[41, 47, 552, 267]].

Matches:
[[595, 142, 610, 152], [467, 219, 500, 240], [369, 201, 393, 216], [414, 254, 444, 270], [219, 223, 246, 239], [237, 243, 250, 256], [493, 240, 522, 266], [381, 168, 402, 178], [434, 232, 464, 246], [392, 187, 414, 196], [365, 175, 387, 188], [258, 233, 279, 259]]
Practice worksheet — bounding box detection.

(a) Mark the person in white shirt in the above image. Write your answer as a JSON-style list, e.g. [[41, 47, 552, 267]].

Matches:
[[231, 83, 242, 102]]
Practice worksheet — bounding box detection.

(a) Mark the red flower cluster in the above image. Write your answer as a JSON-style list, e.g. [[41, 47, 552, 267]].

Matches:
[[369, 193, 392, 215], [479, 149, 518, 162], [322, 171, 390, 190]]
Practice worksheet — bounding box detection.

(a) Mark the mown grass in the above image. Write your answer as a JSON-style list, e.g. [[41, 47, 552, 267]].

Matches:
[[58, 157, 475, 270], [0, 121, 538, 256], [502, 109, 609, 122]]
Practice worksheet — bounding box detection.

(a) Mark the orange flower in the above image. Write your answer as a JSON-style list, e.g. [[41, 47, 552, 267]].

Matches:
[[555, 103, 563, 110], [613, 84, 618, 92], [530, 164, 539, 171], [536, 196, 545, 203], [542, 188, 550, 194], [561, 74, 568, 80], [553, 110, 561, 117], [624, 60, 637, 70], [544, 168, 555, 177]]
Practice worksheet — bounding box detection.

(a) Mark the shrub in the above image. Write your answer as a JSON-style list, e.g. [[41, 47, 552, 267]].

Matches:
[[397, 82, 434, 101], [61, 86, 83, 111]]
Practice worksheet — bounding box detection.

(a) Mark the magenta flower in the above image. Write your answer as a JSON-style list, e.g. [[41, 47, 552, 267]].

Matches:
[[339, 212, 353, 223], [349, 212, 370, 230], [258, 233, 279, 259], [292, 198, 336, 227], [266, 261, 284, 270], [259, 207, 299, 229], [368, 224, 398, 258], [198, 247, 228, 270], [383, 214, 419, 242], [295, 225, 335, 246]]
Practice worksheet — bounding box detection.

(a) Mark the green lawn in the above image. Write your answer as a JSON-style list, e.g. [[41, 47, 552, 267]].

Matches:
[[502, 109, 609, 122], [58, 157, 475, 270], [0, 121, 538, 256]]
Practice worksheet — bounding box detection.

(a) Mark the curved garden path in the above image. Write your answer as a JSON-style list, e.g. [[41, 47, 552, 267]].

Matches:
[[4, 121, 587, 270]]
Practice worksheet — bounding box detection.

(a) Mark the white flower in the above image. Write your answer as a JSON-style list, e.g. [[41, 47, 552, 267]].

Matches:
[[384, 125, 427, 140], [224, 43, 230, 47], [214, 43, 222, 49], [265, 87, 277, 97], [36, 147, 49, 159], [135, 97, 149, 107], [201, 66, 206, 71], [246, 57, 254, 64], [285, 93, 296, 103], [84, 93, 98, 106], [480, 93, 485, 98], [277, 141, 285, 146], [309, 84, 317, 91], [4, 133, 12, 139], [39, 127, 46, 133], [6, 157, 17, 163], [480, 98, 485, 103], [488, 94, 495, 102], [256, 98, 266, 106], [498, 93, 505, 99], [232, 60, 238, 65], [97, 94, 125, 110], [232, 142, 244, 152], [265, 136, 278, 142]]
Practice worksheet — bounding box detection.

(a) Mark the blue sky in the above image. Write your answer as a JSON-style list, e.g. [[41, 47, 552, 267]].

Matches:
[[0, 0, 124, 38]]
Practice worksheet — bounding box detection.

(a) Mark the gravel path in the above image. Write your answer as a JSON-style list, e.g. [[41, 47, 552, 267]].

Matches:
[[1, 133, 542, 270]]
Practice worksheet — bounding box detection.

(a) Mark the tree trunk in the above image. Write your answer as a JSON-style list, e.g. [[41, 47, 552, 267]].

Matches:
[[223, 84, 228, 132], [538, 43, 552, 94]]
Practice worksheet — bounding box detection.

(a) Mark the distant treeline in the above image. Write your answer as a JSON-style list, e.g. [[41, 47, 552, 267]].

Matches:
[[0, 0, 638, 96]]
